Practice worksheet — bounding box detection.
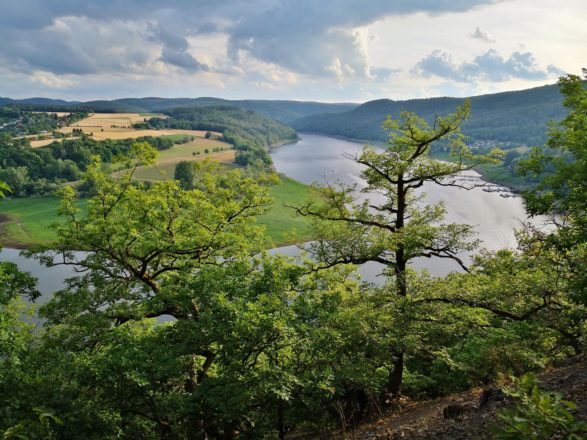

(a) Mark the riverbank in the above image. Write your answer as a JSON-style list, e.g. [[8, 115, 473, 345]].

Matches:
[[297, 131, 530, 192]]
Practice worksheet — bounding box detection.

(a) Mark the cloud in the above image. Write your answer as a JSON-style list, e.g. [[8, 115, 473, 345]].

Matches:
[[470, 26, 495, 43], [370, 66, 401, 82], [413, 48, 563, 82], [0, 0, 498, 82], [547, 64, 567, 76], [225, 0, 498, 79], [30, 71, 74, 88], [154, 28, 211, 72]]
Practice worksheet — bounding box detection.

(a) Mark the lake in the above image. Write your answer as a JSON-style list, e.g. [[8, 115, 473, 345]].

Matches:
[[1, 133, 539, 297]]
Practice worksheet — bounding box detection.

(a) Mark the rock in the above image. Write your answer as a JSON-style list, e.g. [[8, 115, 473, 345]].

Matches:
[[442, 404, 474, 419], [479, 388, 505, 408]]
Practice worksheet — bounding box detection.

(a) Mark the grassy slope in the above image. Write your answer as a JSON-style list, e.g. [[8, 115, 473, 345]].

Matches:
[[0, 176, 313, 248], [0, 198, 87, 248], [258, 176, 313, 246]]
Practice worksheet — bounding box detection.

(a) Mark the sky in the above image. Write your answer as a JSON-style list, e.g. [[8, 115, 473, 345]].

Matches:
[[0, 0, 585, 102]]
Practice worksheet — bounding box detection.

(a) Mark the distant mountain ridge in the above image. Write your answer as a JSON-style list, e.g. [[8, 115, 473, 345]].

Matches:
[[0, 97, 357, 124], [1, 83, 571, 146], [291, 84, 567, 146]]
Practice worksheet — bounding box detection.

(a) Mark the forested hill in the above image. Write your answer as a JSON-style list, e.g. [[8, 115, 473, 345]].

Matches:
[[151, 106, 298, 149], [0, 97, 357, 124], [291, 83, 566, 146]]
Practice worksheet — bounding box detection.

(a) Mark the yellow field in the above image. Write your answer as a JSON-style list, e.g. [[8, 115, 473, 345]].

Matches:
[[30, 138, 66, 148], [57, 113, 219, 141], [30, 111, 72, 117]]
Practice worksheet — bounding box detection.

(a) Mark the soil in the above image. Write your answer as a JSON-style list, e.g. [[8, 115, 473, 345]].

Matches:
[[307, 354, 587, 439]]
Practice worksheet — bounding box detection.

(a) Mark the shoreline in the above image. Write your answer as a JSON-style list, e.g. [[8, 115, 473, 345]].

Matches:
[[297, 131, 524, 194]]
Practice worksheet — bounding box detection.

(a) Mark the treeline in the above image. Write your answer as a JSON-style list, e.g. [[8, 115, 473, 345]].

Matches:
[[291, 83, 566, 147], [0, 135, 180, 197], [138, 105, 298, 166], [1, 96, 358, 124], [0, 108, 87, 136]]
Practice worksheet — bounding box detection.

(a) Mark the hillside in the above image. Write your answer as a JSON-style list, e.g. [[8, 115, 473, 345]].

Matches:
[[335, 355, 587, 440], [292, 83, 566, 147], [0, 97, 357, 124]]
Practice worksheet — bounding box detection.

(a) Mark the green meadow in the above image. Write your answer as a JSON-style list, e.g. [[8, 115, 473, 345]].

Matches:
[[0, 175, 313, 248]]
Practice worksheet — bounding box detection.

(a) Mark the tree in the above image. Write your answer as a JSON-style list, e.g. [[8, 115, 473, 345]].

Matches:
[[293, 100, 502, 396], [518, 70, 587, 305], [174, 160, 196, 190]]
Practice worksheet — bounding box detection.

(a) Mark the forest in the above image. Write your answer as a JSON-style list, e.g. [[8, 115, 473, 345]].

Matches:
[[138, 106, 298, 166], [0, 135, 181, 197], [0, 106, 299, 197], [0, 73, 585, 439]]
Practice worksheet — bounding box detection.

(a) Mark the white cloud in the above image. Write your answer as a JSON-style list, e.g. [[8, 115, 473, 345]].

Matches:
[[470, 26, 496, 43], [413, 48, 563, 82], [30, 71, 74, 88]]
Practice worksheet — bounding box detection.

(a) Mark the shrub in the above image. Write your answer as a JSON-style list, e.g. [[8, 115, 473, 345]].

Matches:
[[494, 374, 587, 439]]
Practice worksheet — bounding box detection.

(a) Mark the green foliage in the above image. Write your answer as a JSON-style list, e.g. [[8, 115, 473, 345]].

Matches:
[[0, 135, 176, 197], [173, 160, 196, 190], [519, 72, 587, 220], [151, 105, 297, 150], [292, 84, 565, 147], [0, 108, 87, 137], [495, 374, 587, 439], [0, 180, 10, 198], [294, 101, 504, 396], [518, 71, 587, 305]]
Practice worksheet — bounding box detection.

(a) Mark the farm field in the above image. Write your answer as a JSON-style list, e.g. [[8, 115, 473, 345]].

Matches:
[[132, 151, 236, 180], [0, 176, 312, 248], [25, 113, 223, 147], [30, 138, 66, 148], [58, 113, 218, 140], [113, 138, 235, 180]]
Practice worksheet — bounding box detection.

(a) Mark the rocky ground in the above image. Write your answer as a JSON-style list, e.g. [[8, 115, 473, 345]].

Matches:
[[307, 354, 586, 439]]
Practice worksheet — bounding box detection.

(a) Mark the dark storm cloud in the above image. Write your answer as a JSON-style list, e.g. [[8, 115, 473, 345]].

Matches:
[[0, 0, 498, 78], [155, 29, 211, 72], [413, 49, 562, 82]]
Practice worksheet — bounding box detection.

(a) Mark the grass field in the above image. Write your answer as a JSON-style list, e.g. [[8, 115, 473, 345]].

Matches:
[[0, 198, 87, 248], [257, 176, 313, 246], [0, 176, 314, 249], [116, 138, 235, 180]]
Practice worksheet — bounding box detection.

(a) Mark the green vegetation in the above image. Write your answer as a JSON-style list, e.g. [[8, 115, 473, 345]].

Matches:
[[495, 374, 587, 439], [293, 99, 502, 395], [257, 175, 312, 245], [0, 175, 311, 248], [0, 197, 88, 247], [0, 134, 187, 197], [291, 83, 571, 190], [141, 106, 298, 166], [0, 75, 584, 439], [1, 97, 357, 124], [291, 83, 565, 146], [0, 108, 87, 137]]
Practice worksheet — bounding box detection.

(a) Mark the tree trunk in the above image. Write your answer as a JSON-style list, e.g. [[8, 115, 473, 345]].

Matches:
[[277, 398, 285, 440], [389, 177, 407, 396], [388, 353, 404, 397]]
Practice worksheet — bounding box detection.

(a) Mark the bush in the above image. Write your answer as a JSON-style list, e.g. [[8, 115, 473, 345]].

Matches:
[[494, 374, 587, 439]]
